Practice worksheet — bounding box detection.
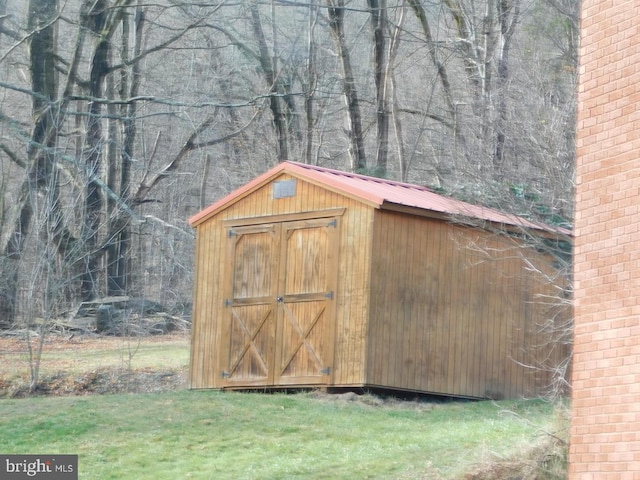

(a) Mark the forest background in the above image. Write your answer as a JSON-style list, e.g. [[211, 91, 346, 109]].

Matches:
[[0, 0, 577, 328]]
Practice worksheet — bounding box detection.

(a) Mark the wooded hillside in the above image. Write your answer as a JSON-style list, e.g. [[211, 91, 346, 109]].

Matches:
[[0, 0, 576, 325]]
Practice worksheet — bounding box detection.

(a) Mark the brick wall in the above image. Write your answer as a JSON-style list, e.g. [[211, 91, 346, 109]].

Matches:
[[572, 0, 640, 477]]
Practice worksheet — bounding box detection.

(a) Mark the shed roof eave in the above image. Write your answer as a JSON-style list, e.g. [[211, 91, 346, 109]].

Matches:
[[379, 200, 572, 239], [187, 161, 572, 239]]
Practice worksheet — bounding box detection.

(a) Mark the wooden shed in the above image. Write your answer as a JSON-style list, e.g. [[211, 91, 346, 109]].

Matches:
[[188, 162, 569, 399]]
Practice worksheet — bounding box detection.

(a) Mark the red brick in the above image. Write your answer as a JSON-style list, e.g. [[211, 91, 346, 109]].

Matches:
[[572, 1, 640, 477]]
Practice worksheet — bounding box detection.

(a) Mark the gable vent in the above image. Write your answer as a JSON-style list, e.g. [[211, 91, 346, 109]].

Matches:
[[273, 179, 296, 199]]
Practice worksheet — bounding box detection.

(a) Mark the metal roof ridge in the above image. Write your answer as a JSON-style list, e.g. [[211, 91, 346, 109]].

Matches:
[[282, 162, 387, 206], [285, 161, 433, 191], [189, 161, 572, 237]]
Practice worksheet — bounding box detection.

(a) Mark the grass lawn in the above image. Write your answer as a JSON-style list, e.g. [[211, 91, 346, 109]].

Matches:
[[0, 390, 565, 479], [1, 333, 190, 379], [0, 333, 567, 478]]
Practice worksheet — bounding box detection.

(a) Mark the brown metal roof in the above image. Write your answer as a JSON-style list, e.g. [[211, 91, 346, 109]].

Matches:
[[189, 161, 570, 235]]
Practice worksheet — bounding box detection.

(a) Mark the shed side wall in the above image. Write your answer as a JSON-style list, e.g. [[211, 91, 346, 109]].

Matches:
[[189, 174, 374, 388], [367, 210, 569, 398], [190, 221, 224, 388]]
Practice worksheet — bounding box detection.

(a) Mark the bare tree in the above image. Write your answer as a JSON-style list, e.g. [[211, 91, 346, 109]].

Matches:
[[327, 0, 367, 171], [368, 0, 390, 175], [0, 0, 577, 338], [0, 1, 216, 324], [105, 5, 142, 296], [1, 0, 61, 324]]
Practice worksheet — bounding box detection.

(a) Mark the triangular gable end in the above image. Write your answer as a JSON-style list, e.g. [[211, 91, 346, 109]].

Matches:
[[188, 163, 284, 227], [188, 162, 385, 227]]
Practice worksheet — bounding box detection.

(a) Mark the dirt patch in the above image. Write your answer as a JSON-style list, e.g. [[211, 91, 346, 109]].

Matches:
[[0, 332, 189, 397], [305, 389, 441, 410], [6, 368, 187, 398]]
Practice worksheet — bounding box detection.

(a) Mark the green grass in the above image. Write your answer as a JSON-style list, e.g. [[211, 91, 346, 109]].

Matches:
[[2, 334, 190, 382], [0, 391, 561, 479], [38, 341, 189, 371]]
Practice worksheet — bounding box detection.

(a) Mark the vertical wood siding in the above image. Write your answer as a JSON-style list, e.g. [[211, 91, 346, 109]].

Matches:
[[190, 174, 374, 388], [367, 210, 568, 398], [190, 220, 225, 388], [191, 172, 566, 397]]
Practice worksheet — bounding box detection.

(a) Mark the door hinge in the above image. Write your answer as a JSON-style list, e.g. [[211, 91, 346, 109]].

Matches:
[[324, 291, 334, 300], [224, 299, 232, 307], [327, 219, 337, 228], [227, 229, 237, 237], [320, 367, 330, 375], [221, 371, 230, 379]]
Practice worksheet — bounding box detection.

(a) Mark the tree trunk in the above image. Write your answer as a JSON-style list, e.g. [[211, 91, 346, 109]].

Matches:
[[388, 3, 407, 180], [369, 0, 389, 176], [304, 4, 319, 164], [0, 0, 6, 47], [327, 0, 366, 171], [81, 7, 110, 301], [106, 5, 144, 296], [408, 0, 456, 117], [0, 0, 59, 326], [493, 0, 520, 174], [249, 2, 289, 161], [80, 0, 130, 300], [443, 0, 483, 94]]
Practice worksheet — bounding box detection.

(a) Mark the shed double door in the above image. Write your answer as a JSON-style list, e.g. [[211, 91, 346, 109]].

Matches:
[[220, 216, 339, 387]]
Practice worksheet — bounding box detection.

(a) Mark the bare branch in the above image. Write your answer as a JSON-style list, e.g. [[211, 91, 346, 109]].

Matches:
[[0, 143, 26, 168], [191, 107, 260, 148], [0, 9, 62, 64], [108, 17, 209, 72], [132, 115, 216, 202]]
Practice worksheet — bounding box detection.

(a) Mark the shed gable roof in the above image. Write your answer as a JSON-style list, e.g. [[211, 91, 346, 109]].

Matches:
[[189, 161, 568, 235]]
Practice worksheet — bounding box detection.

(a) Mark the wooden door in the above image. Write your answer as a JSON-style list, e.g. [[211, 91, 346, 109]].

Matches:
[[274, 218, 337, 385], [221, 216, 339, 387], [221, 224, 278, 386]]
